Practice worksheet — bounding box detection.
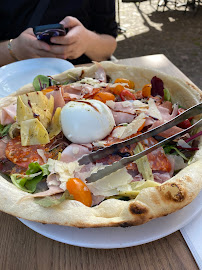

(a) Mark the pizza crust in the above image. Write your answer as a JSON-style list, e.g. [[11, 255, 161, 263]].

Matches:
[[0, 61, 201, 227]]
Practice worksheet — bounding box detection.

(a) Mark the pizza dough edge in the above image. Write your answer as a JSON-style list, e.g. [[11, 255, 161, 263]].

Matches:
[[0, 61, 201, 228]]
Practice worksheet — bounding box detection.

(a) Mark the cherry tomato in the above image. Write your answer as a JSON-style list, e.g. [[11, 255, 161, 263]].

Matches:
[[66, 178, 92, 207], [120, 89, 136, 101], [109, 84, 125, 95], [177, 108, 192, 128], [177, 119, 192, 129], [93, 92, 115, 103], [114, 78, 135, 89], [41, 86, 59, 95], [142, 84, 152, 98], [178, 108, 193, 121]]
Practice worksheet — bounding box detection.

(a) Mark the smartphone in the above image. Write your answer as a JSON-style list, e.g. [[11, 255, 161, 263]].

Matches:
[[33, 23, 66, 44]]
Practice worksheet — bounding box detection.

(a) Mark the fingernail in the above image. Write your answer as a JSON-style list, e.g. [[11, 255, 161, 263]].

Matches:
[[60, 20, 65, 25]]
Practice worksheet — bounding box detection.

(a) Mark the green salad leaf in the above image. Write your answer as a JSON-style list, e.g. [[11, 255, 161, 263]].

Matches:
[[0, 123, 12, 137], [163, 88, 171, 102], [34, 190, 74, 208], [33, 75, 50, 91], [11, 162, 50, 193], [163, 145, 189, 161], [133, 142, 154, 181]]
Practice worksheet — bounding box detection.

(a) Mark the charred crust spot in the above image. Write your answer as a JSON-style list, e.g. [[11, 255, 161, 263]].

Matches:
[[120, 222, 132, 228], [129, 202, 148, 215], [171, 183, 185, 202], [159, 183, 186, 202]]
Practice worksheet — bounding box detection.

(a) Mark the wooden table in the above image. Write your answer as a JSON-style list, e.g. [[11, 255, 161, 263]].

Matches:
[[0, 54, 199, 270]]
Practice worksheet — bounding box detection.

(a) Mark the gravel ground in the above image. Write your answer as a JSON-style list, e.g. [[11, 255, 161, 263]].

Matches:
[[114, 0, 202, 89]]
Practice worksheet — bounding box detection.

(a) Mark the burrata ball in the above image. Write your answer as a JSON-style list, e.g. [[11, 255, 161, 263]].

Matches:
[[61, 99, 115, 144]]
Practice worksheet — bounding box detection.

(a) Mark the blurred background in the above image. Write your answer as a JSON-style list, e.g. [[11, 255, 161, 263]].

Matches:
[[114, 0, 202, 89]]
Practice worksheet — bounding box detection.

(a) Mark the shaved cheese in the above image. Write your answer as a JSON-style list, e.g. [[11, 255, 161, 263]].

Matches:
[[148, 98, 162, 120], [47, 159, 81, 191], [93, 140, 107, 148], [106, 100, 148, 111], [132, 100, 148, 109], [112, 113, 146, 139], [87, 167, 133, 196], [177, 139, 191, 148], [37, 149, 47, 163]]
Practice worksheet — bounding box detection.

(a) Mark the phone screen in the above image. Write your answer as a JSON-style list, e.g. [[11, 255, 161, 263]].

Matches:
[[33, 24, 66, 44]]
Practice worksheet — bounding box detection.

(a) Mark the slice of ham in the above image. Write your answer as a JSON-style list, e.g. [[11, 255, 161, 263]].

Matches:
[[111, 111, 135, 125], [62, 83, 94, 97], [106, 100, 148, 114], [46, 88, 65, 112], [94, 62, 107, 82], [149, 103, 182, 138], [21, 185, 64, 199], [60, 143, 92, 163], [1, 104, 17, 125], [153, 171, 171, 183], [149, 120, 183, 138], [61, 83, 82, 95]]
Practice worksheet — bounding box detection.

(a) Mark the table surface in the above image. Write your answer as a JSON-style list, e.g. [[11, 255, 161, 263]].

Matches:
[[0, 54, 199, 270]]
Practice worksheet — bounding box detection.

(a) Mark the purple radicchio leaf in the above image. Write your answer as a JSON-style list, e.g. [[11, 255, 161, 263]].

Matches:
[[151, 76, 164, 97]]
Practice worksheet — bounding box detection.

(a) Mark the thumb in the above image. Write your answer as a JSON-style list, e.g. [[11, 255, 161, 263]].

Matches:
[[60, 16, 81, 29]]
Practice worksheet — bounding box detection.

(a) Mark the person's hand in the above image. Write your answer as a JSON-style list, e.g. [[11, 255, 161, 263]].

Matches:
[[50, 16, 89, 59], [11, 28, 65, 60]]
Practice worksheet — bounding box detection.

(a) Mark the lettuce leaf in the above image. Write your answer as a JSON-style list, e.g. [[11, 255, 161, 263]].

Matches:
[[0, 123, 12, 137], [163, 88, 171, 102], [34, 190, 74, 207], [133, 142, 154, 181], [11, 162, 50, 193], [163, 145, 189, 161]]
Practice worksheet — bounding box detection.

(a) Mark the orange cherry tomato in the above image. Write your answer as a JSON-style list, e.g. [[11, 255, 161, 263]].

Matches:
[[41, 88, 55, 95], [114, 78, 135, 89], [66, 178, 92, 207], [142, 84, 152, 98], [93, 92, 115, 103], [109, 84, 125, 95]]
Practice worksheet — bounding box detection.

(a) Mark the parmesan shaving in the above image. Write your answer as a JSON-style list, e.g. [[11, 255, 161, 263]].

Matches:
[[87, 167, 133, 196], [148, 98, 162, 120], [112, 113, 146, 139]]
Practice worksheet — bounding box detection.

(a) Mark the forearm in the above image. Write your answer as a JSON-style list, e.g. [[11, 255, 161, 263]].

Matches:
[[84, 30, 117, 61], [0, 41, 17, 66]]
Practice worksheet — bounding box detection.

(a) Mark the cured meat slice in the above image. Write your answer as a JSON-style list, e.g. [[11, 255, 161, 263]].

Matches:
[[60, 144, 92, 163], [1, 104, 17, 125]]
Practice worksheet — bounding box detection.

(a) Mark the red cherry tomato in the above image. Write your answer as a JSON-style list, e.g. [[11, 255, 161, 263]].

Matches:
[[177, 108, 192, 128], [120, 89, 136, 101], [66, 178, 92, 207]]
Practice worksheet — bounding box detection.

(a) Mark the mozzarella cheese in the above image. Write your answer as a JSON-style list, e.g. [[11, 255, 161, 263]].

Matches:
[[61, 100, 115, 143]]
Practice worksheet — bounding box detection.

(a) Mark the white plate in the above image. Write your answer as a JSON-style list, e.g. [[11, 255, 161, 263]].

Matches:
[[19, 190, 202, 249], [1, 59, 201, 249], [0, 58, 74, 97]]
